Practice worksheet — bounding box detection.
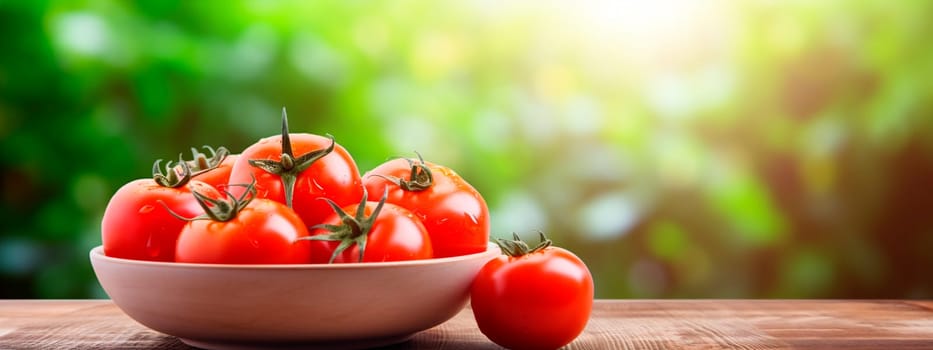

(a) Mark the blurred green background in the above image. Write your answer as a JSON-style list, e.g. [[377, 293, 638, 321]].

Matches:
[[2, 0, 933, 299]]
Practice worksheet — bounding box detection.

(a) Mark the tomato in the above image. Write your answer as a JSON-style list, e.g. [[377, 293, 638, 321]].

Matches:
[[470, 233, 594, 350], [101, 159, 202, 262], [362, 155, 489, 257], [174, 181, 311, 264], [228, 109, 362, 227], [301, 191, 433, 263], [187, 146, 237, 188]]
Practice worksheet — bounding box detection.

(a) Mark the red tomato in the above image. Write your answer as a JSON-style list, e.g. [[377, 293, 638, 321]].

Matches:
[[101, 159, 201, 262], [174, 181, 311, 264], [471, 233, 594, 350], [363, 156, 489, 257], [228, 109, 362, 227], [302, 192, 433, 263]]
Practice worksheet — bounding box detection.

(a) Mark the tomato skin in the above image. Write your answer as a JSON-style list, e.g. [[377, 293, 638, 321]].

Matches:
[[174, 198, 311, 264], [363, 159, 489, 258], [228, 134, 362, 227], [307, 202, 433, 263], [470, 246, 594, 350], [101, 179, 201, 262], [193, 154, 238, 189]]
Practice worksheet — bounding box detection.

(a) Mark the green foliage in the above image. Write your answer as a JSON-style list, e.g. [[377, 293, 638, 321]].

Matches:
[[2, 0, 933, 299]]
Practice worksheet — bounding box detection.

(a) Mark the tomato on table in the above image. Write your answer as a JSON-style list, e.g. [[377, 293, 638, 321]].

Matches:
[[470, 233, 594, 350], [362, 155, 489, 258], [101, 158, 203, 262], [228, 108, 362, 227], [173, 180, 311, 264], [301, 190, 433, 263]]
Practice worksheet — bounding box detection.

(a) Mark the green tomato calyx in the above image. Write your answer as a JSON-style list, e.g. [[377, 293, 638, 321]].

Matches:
[[370, 152, 434, 192], [163, 178, 257, 222], [248, 107, 335, 208], [186, 145, 230, 173], [152, 145, 231, 188], [496, 231, 553, 257], [152, 155, 193, 188], [298, 188, 389, 263]]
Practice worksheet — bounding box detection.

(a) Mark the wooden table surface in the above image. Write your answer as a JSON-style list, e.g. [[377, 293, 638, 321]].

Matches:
[[1, 299, 932, 349]]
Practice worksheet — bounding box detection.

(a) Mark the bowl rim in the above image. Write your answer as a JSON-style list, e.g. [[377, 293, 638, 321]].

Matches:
[[90, 242, 500, 270]]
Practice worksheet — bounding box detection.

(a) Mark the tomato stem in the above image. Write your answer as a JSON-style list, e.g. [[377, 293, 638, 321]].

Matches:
[[161, 178, 258, 222], [369, 152, 434, 192], [298, 187, 389, 263], [187, 145, 230, 173], [247, 107, 336, 208], [152, 145, 230, 188], [280, 107, 294, 162], [152, 155, 193, 188], [496, 231, 553, 257]]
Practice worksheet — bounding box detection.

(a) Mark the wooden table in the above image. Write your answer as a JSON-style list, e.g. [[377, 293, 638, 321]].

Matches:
[[1, 300, 932, 349]]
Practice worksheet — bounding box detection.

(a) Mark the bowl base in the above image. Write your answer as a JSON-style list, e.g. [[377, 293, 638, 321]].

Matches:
[[179, 334, 415, 350]]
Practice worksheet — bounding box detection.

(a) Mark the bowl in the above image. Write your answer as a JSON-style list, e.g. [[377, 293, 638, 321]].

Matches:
[[90, 243, 499, 350]]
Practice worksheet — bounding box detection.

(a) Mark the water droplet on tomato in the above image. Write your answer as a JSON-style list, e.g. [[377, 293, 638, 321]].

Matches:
[[466, 213, 479, 225], [138, 205, 154, 214], [145, 235, 161, 258]]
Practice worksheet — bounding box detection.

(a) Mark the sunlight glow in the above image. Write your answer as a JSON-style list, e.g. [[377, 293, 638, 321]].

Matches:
[[570, 0, 734, 70], [52, 12, 109, 56]]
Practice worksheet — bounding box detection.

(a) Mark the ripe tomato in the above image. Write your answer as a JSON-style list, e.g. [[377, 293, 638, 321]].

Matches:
[[301, 191, 433, 263], [228, 109, 362, 227], [362, 155, 489, 257], [174, 181, 311, 264], [102, 159, 202, 262], [471, 233, 594, 350]]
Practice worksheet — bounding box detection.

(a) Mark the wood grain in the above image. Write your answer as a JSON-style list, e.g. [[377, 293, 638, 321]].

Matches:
[[1, 300, 932, 349]]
